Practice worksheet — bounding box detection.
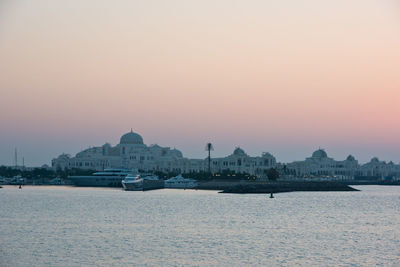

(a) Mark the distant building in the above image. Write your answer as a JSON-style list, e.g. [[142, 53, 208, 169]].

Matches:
[[210, 147, 277, 175], [51, 130, 276, 175], [51, 131, 400, 180], [52, 130, 205, 173], [286, 149, 400, 180], [287, 149, 360, 179], [359, 157, 400, 180]]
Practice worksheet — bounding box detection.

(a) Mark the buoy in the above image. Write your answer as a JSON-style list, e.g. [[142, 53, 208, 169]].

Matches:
[[269, 192, 274, 198]]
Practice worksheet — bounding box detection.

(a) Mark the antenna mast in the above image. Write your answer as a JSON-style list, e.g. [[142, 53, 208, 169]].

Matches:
[[14, 148, 18, 167]]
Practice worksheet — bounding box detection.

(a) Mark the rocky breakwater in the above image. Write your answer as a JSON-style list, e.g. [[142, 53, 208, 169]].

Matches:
[[220, 181, 359, 194]]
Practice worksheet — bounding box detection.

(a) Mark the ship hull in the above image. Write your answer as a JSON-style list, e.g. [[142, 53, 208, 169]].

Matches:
[[122, 179, 164, 191], [165, 182, 197, 189], [68, 176, 124, 187]]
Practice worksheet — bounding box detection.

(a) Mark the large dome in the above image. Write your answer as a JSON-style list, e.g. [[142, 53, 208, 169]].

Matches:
[[120, 130, 143, 144], [233, 147, 246, 156], [312, 149, 327, 158]]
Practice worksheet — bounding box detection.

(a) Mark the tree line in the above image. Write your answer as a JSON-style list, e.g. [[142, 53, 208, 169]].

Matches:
[[0, 166, 96, 179], [0, 166, 281, 181]]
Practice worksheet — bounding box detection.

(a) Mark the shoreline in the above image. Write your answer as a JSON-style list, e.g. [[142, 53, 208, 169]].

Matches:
[[2, 180, 399, 194]]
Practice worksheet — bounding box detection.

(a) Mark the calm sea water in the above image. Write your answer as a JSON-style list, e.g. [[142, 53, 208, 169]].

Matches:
[[1, 185, 399, 266]]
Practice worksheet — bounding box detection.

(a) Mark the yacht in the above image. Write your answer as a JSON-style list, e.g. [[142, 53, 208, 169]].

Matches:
[[48, 177, 67, 185], [10, 175, 27, 185], [122, 173, 164, 191], [165, 174, 197, 189], [68, 169, 132, 187]]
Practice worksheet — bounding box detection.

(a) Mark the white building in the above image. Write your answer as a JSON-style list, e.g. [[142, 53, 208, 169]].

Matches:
[[210, 147, 277, 175], [360, 157, 400, 179], [286, 149, 400, 180], [52, 130, 277, 175], [286, 149, 360, 179], [52, 131, 400, 180], [52, 130, 205, 173]]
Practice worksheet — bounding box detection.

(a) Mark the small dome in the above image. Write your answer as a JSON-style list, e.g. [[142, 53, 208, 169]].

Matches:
[[312, 149, 327, 158], [150, 144, 162, 149], [371, 157, 379, 163], [58, 153, 70, 159], [120, 130, 143, 144], [171, 148, 183, 157], [346, 155, 355, 161], [233, 147, 246, 156]]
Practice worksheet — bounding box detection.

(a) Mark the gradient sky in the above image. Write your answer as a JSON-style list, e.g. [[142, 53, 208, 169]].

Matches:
[[1, 0, 400, 166]]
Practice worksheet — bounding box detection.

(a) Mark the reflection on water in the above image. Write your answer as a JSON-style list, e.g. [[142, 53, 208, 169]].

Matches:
[[1, 186, 399, 266]]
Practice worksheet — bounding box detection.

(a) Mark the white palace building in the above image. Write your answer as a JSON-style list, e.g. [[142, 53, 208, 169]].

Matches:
[[51, 130, 277, 175], [52, 130, 400, 180], [285, 149, 400, 180]]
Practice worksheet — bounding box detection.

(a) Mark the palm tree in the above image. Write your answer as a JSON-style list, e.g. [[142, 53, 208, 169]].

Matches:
[[205, 143, 214, 174]]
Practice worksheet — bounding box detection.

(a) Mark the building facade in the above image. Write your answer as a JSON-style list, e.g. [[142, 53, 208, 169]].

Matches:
[[52, 130, 205, 173], [51, 130, 277, 175], [286, 149, 361, 179], [210, 147, 277, 176], [52, 131, 400, 180], [286, 149, 400, 180]]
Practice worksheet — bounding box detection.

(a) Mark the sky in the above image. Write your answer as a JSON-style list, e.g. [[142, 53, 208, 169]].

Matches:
[[0, 0, 399, 166]]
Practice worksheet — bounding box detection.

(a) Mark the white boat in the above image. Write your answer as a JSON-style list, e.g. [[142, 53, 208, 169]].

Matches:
[[49, 177, 66, 185], [122, 173, 164, 191], [68, 169, 132, 187], [10, 175, 27, 185], [165, 174, 197, 189], [0, 177, 13, 185], [121, 173, 141, 190]]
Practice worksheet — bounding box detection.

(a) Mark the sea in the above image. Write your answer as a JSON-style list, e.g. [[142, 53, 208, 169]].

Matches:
[[0, 185, 399, 266]]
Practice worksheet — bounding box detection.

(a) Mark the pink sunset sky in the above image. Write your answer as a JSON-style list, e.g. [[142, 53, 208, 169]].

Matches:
[[0, 0, 399, 166]]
